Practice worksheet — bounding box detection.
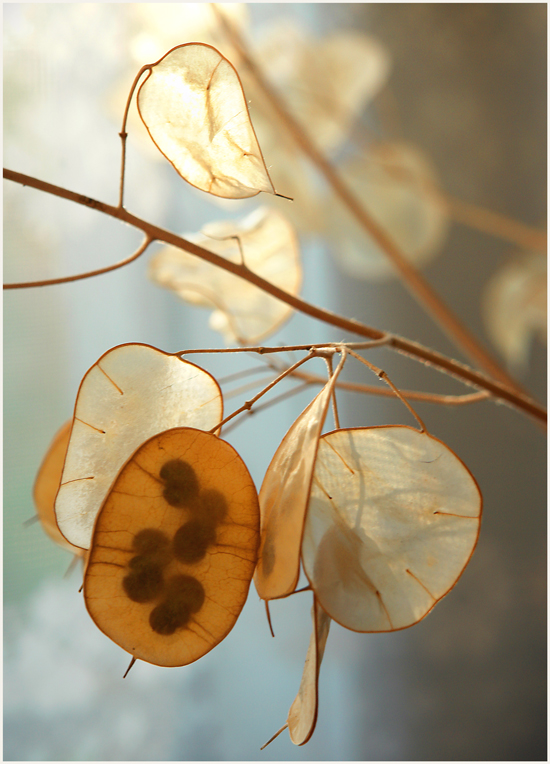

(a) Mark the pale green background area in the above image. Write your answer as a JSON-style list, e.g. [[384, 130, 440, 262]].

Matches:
[[4, 3, 546, 761]]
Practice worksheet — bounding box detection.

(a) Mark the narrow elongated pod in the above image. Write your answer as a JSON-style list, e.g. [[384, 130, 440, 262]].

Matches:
[[55, 343, 223, 551], [287, 597, 331, 745], [254, 357, 344, 600], [84, 427, 260, 667], [302, 426, 482, 632], [33, 420, 84, 556]]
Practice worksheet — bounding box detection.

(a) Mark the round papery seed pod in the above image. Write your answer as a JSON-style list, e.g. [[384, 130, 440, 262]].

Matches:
[[84, 427, 260, 667]]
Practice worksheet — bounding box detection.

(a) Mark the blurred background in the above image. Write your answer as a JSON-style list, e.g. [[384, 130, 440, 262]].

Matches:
[[4, 4, 546, 761]]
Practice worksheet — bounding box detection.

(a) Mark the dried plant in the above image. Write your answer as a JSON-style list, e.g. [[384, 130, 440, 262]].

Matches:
[[4, 6, 546, 754]]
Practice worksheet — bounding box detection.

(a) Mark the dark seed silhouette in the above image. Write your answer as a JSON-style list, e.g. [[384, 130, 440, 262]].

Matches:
[[123, 561, 164, 603], [173, 520, 216, 564], [165, 574, 205, 613], [149, 598, 191, 635], [160, 459, 200, 507], [196, 489, 228, 525], [133, 528, 170, 555]]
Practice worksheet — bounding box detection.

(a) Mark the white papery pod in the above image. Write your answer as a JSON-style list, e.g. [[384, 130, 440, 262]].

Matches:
[[148, 207, 302, 344], [302, 426, 482, 632], [327, 142, 448, 281], [483, 251, 547, 372], [137, 43, 275, 199], [55, 344, 223, 550]]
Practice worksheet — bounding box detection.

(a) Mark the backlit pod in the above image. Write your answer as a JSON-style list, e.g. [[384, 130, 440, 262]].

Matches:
[[84, 427, 260, 667]]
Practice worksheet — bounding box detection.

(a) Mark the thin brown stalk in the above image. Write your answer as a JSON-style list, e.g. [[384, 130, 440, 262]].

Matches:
[[348, 349, 427, 432], [118, 65, 151, 209], [210, 350, 317, 432], [324, 355, 340, 429], [289, 367, 491, 406], [223, 373, 278, 400], [3, 168, 545, 426], [222, 380, 312, 435], [214, 8, 526, 395], [443, 194, 547, 252], [4, 236, 152, 289], [178, 338, 390, 356]]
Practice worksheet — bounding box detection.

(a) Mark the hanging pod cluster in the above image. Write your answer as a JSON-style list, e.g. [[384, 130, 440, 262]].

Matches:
[[35, 343, 260, 668], [34, 342, 482, 746], [255, 359, 482, 747]]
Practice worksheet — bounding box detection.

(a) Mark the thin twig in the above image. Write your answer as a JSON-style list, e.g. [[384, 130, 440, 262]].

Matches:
[[118, 65, 151, 209], [287, 365, 492, 406], [210, 349, 317, 432], [443, 195, 546, 253], [261, 723, 288, 751], [221, 380, 312, 435], [360, 139, 547, 253], [177, 338, 390, 356], [348, 349, 427, 432], [223, 373, 277, 400], [217, 364, 274, 385], [324, 355, 340, 429], [3, 168, 545, 426], [4, 235, 153, 289]]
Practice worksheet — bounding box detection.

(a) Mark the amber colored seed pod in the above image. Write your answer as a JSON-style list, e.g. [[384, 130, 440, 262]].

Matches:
[[83, 427, 260, 667]]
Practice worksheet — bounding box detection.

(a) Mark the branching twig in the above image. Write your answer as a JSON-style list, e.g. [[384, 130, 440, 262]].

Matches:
[[213, 6, 527, 396], [3, 168, 546, 426]]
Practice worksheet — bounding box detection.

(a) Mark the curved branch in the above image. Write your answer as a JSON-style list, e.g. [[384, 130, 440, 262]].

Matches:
[[3, 235, 153, 289], [3, 168, 546, 426], [213, 7, 525, 396]]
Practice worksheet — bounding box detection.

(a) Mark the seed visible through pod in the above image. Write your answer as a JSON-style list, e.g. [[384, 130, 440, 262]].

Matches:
[[173, 520, 216, 564], [194, 488, 228, 526], [149, 598, 191, 635], [160, 459, 200, 507], [123, 560, 164, 603], [165, 574, 205, 614]]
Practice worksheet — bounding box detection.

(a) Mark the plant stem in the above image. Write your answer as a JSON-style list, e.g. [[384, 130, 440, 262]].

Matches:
[[214, 8, 526, 395], [4, 236, 152, 289], [118, 65, 151, 209], [3, 168, 546, 426], [443, 194, 547, 252]]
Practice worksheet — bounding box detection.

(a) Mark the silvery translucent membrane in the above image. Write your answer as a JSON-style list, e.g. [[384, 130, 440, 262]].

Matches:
[[302, 426, 482, 632], [137, 43, 275, 199], [287, 598, 331, 745], [55, 344, 223, 550], [149, 207, 302, 344]]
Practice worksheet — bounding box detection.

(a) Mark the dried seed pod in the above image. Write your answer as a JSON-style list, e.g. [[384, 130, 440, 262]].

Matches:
[[287, 598, 331, 745], [149, 207, 302, 344], [84, 427, 259, 667], [33, 420, 84, 557], [55, 343, 223, 551], [254, 365, 343, 601], [302, 426, 482, 632], [137, 43, 275, 198]]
